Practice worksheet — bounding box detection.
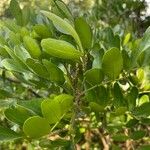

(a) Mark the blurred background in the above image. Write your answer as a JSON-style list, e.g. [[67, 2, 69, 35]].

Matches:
[[0, 0, 150, 36]]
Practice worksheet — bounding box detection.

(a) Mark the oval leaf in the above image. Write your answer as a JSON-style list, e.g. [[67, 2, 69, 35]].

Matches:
[[102, 48, 123, 80], [23, 116, 50, 138], [41, 38, 83, 61]]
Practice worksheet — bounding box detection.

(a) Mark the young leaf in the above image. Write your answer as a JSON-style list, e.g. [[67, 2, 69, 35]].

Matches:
[[75, 17, 92, 50], [23, 116, 50, 138], [41, 38, 83, 61], [23, 36, 41, 59], [40, 11, 83, 50], [102, 48, 123, 80], [0, 126, 22, 141], [33, 24, 52, 39]]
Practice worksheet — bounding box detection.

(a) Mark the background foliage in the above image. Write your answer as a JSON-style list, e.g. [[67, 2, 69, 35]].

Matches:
[[0, 0, 150, 149]]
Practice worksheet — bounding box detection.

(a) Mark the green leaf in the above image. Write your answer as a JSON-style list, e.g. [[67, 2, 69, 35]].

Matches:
[[43, 59, 65, 85], [130, 130, 146, 140], [85, 85, 109, 106], [84, 68, 104, 86], [9, 0, 23, 26], [132, 102, 150, 118], [23, 116, 50, 138], [126, 119, 139, 128], [89, 102, 105, 113], [138, 95, 149, 106], [40, 11, 83, 50], [4, 46, 29, 71], [0, 126, 22, 141], [41, 94, 73, 124], [33, 24, 52, 39], [75, 17, 92, 50], [40, 139, 71, 149], [113, 82, 126, 107], [127, 87, 138, 111], [137, 47, 150, 66], [9, 31, 21, 46], [138, 145, 150, 150], [41, 38, 83, 61], [26, 58, 49, 79], [123, 33, 131, 45], [103, 27, 120, 49], [2, 58, 26, 73], [23, 36, 41, 59], [0, 89, 12, 99], [102, 48, 123, 80], [112, 134, 129, 142], [14, 45, 31, 62], [17, 98, 43, 116], [139, 26, 150, 51], [4, 105, 33, 126], [22, 6, 30, 26], [53, 0, 73, 21], [122, 50, 131, 70]]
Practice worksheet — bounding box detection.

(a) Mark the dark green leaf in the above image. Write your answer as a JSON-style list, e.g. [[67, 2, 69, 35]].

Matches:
[[102, 48, 123, 80], [75, 17, 92, 50], [0, 126, 22, 141]]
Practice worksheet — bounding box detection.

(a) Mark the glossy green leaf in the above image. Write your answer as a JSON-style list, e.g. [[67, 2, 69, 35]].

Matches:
[[41, 94, 73, 124], [23, 36, 41, 59], [0, 126, 22, 141], [41, 38, 83, 61], [84, 68, 104, 86], [40, 11, 82, 50], [4, 105, 33, 126], [102, 48, 123, 80], [75, 17, 92, 50], [43, 59, 65, 84], [23, 116, 50, 138]]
